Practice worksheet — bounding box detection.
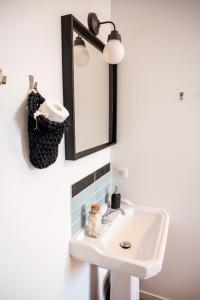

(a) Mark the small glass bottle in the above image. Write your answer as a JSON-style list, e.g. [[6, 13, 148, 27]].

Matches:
[[87, 203, 101, 238]]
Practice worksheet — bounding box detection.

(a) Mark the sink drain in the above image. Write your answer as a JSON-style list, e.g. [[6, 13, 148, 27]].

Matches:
[[120, 241, 132, 249]]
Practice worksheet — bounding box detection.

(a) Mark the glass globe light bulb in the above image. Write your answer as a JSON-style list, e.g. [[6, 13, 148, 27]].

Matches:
[[103, 39, 125, 64], [74, 44, 90, 67]]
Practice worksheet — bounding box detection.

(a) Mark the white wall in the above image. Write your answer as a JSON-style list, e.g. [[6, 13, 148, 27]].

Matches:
[[111, 0, 200, 299], [0, 1, 111, 300]]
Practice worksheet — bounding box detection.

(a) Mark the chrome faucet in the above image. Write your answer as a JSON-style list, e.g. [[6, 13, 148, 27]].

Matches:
[[102, 204, 126, 224]]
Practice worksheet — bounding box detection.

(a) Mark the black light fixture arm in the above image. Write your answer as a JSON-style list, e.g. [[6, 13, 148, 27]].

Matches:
[[88, 13, 122, 41], [88, 13, 118, 36], [99, 21, 116, 31]]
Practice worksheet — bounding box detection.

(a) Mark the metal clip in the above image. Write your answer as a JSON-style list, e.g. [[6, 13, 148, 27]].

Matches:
[[180, 92, 184, 101], [0, 69, 7, 85], [29, 75, 38, 93]]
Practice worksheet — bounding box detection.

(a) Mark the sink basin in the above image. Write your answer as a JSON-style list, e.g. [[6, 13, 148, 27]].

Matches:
[[69, 201, 169, 279]]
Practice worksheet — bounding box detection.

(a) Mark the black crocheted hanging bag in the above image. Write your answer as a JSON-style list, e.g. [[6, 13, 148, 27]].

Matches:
[[27, 92, 70, 169]]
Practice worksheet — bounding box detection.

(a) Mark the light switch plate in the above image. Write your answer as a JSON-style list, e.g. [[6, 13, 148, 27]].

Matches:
[[117, 167, 128, 178]]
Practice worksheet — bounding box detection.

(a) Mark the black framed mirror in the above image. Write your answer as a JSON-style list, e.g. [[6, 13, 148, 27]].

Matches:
[[61, 14, 117, 160]]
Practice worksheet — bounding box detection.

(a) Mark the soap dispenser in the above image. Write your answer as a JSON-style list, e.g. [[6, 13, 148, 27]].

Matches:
[[111, 186, 121, 209]]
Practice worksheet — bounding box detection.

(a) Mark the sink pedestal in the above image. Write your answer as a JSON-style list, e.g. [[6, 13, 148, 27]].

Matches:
[[110, 270, 139, 300]]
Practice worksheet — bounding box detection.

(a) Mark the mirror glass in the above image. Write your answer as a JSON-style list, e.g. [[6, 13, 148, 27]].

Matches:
[[74, 32, 109, 153]]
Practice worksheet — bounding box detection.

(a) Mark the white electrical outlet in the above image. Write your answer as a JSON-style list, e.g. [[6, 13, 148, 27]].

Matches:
[[117, 167, 128, 178]]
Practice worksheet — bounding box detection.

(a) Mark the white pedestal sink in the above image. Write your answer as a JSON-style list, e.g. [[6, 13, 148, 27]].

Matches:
[[69, 201, 169, 300]]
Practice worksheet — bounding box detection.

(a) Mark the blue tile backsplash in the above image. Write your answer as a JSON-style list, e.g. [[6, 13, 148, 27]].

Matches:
[[71, 164, 111, 236]]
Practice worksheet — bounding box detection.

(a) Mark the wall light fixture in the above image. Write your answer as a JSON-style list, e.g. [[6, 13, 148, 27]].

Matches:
[[88, 12, 125, 64]]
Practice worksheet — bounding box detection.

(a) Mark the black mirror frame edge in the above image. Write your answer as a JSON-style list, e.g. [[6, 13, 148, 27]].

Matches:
[[61, 14, 117, 160]]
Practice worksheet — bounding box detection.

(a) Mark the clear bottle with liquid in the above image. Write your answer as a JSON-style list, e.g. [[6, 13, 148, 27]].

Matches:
[[87, 203, 101, 238]]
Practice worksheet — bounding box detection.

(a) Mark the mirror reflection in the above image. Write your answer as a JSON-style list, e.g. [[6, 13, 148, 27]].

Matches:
[[73, 32, 109, 153]]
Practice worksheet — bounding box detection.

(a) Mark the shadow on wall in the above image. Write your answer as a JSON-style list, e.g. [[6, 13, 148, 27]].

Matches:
[[15, 97, 34, 169], [68, 256, 99, 300], [90, 265, 99, 300]]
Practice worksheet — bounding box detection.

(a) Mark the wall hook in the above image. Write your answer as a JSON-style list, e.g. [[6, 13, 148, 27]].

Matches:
[[34, 82, 38, 92], [180, 92, 184, 101], [29, 75, 38, 93], [0, 69, 7, 85]]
